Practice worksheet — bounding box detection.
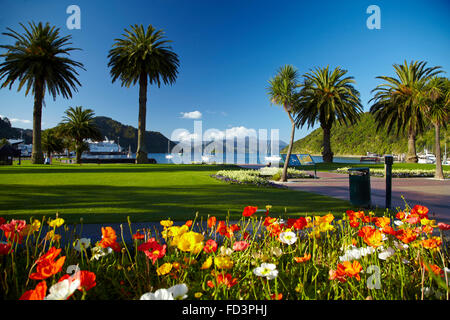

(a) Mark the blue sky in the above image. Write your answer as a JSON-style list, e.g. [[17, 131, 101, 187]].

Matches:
[[0, 0, 449, 143]]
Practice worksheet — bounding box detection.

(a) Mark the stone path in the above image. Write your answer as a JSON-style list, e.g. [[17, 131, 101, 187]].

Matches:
[[274, 171, 450, 224]]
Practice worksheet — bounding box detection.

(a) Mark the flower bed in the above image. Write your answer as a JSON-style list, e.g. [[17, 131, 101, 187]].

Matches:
[[1, 204, 449, 300], [335, 167, 450, 178], [212, 168, 314, 187]]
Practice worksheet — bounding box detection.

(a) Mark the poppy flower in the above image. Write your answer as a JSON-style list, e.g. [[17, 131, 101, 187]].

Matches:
[[0, 219, 26, 243], [294, 253, 311, 263], [29, 247, 66, 280], [207, 216, 217, 229], [411, 205, 429, 219], [0, 242, 12, 255], [242, 206, 258, 217], [138, 238, 166, 264], [217, 221, 228, 236], [203, 239, 218, 253], [375, 217, 390, 228], [342, 261, 363, 281], [177, 231, 204, 254], [438, 222, 450, 231], [396, 211, 406, 220], [157, 263, 173, 276], [421, 237, 442, 249], [395, 228, 417, 244], [270, 293, 283, 300], [363, 229, 383, 248], [216, 273, 238, 288], [19, 281, 47, 300], [45, 278, 80, 300], [201, 256, 213, 270], [214, 256, 234, 270], [185, 220, 193, 228], [160, 220, 173, 228], [232, 241, 249, 251], [287, 217, 307, 230], [99, 227, 121, 252], [406, 216, 420, 224], [349, 219, 360, 228], [75, 271, 97, 291], [132, 231, 145, 240]]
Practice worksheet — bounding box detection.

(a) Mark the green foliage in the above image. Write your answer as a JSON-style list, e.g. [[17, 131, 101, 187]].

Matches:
[[286, 113, 450, 155]]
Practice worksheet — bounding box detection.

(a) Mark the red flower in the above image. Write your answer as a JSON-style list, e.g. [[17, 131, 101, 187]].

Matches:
[[138, 237, 166, 264], [232, 241, 249, 251], [242, 206, 258, 217], [132, 231, 145, 240], [0, 242, 12, 255], [349, 219, 360, 228], [203, 239, 218, 253], [19, 281, 47, 300], [208, 273, 238, 288], [0, 219, 26, 243], [438, 222, 450, 231], [270, 293, 283, 300], [76, 271, 97, 291], [185, 220, 193, 227], [287, 217, 307, 230], [396, 211, 406, 220], [217, 221, 228, 236], [411, 205, 429, 219]]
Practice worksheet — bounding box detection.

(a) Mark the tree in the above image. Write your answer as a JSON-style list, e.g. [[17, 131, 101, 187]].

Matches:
[[41, 128, 65, 160], [58, 106, 102, 164], [267, 65, 301, 182], [295, 66, 363, 163], [370, 60, 443, 163], [419, 77, 449, 179], [0, 22, 84, 164], [107, 24, 179, 164]]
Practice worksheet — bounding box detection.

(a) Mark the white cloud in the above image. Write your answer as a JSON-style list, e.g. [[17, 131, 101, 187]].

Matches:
[[203, 126, 257, 141], [180, 111, 202, 119], [10, 118, 32, 124]]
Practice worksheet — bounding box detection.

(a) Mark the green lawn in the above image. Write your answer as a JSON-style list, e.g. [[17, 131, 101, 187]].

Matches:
[[0, 163, 358, 224]]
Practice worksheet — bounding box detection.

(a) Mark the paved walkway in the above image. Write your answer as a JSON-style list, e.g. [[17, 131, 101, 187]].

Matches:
[[274, 171, 450, 224]]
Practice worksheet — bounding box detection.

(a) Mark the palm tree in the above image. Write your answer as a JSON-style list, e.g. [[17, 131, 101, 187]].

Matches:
[[0, 22, 84, 164], [42, 128, 65, 160], [369, 60, 443, 163], [58, 106, 102, 164], [267, 65, 301, 182], [294, 66, 363, 163], [107, 24, 179, 164], [419, 77, 449, 179]]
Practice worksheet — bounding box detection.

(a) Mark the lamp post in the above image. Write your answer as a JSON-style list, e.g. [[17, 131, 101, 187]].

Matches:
[[384, 155, 393, 209]]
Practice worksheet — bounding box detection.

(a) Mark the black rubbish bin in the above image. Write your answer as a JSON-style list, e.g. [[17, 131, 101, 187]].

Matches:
[[348, 167, 371, 207]]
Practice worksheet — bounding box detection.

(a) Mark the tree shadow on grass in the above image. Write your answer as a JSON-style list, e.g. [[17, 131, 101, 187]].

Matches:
[[0, 183, 353, 223]]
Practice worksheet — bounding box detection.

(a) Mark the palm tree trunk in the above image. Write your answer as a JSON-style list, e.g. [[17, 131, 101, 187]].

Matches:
[[281, 112, 296, 182], [406, 128, 418, 163], [31, 79, 44, 164], [136, 72, 148, 164], [434, 123, 444, 179], [321, 122, 333, 163], [75, 140, 82, 164]]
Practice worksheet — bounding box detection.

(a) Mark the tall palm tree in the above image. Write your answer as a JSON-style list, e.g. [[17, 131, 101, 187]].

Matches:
[[419, 77, 449, 179], [58, 106, 102, 164], [107, 24, 179, 164], [369, 60, 442, 163], [0, 22, 84, 164], [295, 66, 363, 163], [267, 65, 301, 182]]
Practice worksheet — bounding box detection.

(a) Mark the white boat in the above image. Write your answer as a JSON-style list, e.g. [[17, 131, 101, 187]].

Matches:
[[165, 141, 173, 159], [86, 137, 123, 153], [418, 149, 436, 164]]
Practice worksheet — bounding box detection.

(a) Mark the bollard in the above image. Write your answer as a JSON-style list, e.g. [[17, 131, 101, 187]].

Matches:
[[384, 155, 393, 209]]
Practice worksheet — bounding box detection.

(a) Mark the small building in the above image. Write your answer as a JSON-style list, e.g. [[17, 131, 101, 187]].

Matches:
[[0, 144, 21, 165]]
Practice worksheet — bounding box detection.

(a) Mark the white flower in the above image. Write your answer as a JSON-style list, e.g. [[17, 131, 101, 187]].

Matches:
[[378, 247, 395, 260], [393, 241, 408, 250], [73, 238, 91, 252], [402, 259, 410, 264], [394, 220, 403, 226], [422, 287, 432, 297], [253, 263, 278, 280], [140, 288, 174, 300], [168, 284, 188, 300], [339, 246, 374, 262], [270, 247, 283, 257], [279, 231, 297, 245], [219, 246, 233, 256], [90, 245, 113, 261], [45, 278, 80, 300]]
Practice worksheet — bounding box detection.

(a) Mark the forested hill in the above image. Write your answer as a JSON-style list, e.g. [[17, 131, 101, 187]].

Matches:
[[0, 116, 32, 143], [92, 116, 174, 153], [282, 112, 450, 156]]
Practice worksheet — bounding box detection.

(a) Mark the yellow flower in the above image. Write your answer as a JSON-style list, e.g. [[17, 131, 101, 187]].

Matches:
[[421, 218, 437, 227], [156, 263, 173, 276], [48, 218, 64, 228], [31, 219, 41, 232], [177, 231, 204, 254], [201, 256, 213, 270], [266, 205, 272, 210], [160, 219, 174, 228], [194, 292, 203, 299], [214, 256, 234, 269], [163, 225, 189, 243]]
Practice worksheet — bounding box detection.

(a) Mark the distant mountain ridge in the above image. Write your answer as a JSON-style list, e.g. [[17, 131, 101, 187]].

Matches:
[[282, 112, 450, 156]]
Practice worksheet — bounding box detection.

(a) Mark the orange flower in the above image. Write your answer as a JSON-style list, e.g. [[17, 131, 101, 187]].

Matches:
[[411, 205, 429, 219], [396, 228, 417, 244], [99, 227, 121, 252], [208, 273, 238, 288], [294, 253, 311, 263], [132, 231, 145, 240], [263, 216, 277, 227], [342, 261, 363, 281], [19, 281, 47, 300], [375, 217, 390, 228], [421, 237, 442, 249], [29, 247, 66, 280], [422, 262, 444, 276], [207, 216, 217, 228], [185, 220, 193, 227], [76, 271, 97, 292], [363, 229, 383, 248], [242, 206, 258, 217], [270, 293, 283, 300]]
